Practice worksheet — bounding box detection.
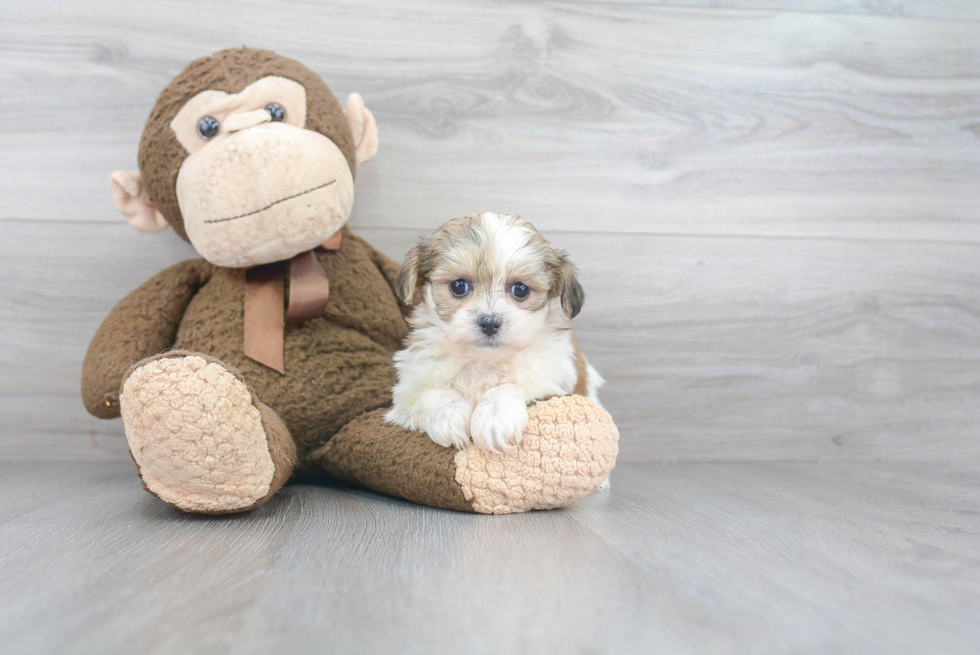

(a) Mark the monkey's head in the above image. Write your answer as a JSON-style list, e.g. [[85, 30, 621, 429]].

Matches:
[[110, 48, 378, 268]]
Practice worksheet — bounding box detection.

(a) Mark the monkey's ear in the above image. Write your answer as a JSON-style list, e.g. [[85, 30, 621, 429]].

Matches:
[[395, 246, 424, 306], [344, 93, 379, 166], [553, 251, 585, 319], [110, 171, 169, 233]]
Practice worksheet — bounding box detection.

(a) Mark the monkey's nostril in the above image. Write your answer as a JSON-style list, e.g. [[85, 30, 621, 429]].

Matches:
[[477, 315, 502, 337]]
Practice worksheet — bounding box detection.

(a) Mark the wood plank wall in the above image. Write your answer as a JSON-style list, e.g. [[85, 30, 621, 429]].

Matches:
[[2, 0, 978, 461]]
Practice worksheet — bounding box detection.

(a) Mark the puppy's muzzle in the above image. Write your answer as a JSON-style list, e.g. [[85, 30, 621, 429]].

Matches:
[[478, 315, 502, 337]]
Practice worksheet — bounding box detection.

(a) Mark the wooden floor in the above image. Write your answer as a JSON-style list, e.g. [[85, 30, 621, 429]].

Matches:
[[1, 461, 978, 654]]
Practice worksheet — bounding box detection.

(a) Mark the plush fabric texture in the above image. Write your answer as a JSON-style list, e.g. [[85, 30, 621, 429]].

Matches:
[[139, 47, 356, 240], [311, 397, 618, 514], [82, 227, 620, 513], [82, 258, 213, 418], [175, 125, 354, 268], [310, 408, 475, 512], [455, 396, 619, 514], [121, 352, 293, 513], [168, 76, 309, 153], [83, 46, 621, 514], [83, 227, 407, 460], [110, 170, 170, 233]]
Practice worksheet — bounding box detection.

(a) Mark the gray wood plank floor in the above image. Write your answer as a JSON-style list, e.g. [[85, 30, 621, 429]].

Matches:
[[0, 461, 977, 655]]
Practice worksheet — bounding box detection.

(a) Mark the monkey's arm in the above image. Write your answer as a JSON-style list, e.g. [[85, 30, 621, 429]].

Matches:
[[81, 259, 213, 418]]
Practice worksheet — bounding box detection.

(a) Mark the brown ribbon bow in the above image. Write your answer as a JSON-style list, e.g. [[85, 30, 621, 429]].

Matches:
[[243, 231, 342, 373]]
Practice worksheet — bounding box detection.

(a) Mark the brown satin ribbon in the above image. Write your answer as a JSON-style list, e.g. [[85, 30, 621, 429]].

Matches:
[[243, 232, 343, 374], [286, 251, 330, 324], [244, 262, 286, 373]]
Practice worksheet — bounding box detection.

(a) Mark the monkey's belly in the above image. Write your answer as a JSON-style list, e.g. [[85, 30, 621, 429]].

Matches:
[[172, 314, 398, 459]]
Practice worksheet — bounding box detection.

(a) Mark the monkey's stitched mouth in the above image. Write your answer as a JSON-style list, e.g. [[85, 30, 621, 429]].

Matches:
[[204, 180, 336, 224]]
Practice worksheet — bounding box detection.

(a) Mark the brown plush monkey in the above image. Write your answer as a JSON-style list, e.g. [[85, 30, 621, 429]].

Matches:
[[82, 48, 618, 515]]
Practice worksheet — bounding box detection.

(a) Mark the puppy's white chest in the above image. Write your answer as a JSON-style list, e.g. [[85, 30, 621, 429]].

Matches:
[[451, 361, 518, 402], [448, 340, 576, 405]]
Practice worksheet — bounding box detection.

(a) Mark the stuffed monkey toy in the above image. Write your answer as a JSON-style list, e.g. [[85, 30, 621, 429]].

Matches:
[[81, 48, 618, 515]]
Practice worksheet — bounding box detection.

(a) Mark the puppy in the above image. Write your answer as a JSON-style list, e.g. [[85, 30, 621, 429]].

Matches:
[[385, 212, 604, 453]]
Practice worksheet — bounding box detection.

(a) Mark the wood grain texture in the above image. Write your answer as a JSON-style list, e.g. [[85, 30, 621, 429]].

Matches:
[[573, 0, 980, 21], [1, 0, 979, 462], [0, 461, 977, 654], [1, 0, 979, 241], [2, 4, 977, 652], [4, 221, 979, 462]]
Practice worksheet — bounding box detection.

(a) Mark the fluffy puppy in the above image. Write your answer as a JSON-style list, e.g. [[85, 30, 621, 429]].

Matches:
[[386, 212, 603, 452]]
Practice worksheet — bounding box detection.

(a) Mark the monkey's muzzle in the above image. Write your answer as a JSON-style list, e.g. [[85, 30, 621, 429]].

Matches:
[[176, 122, 355, 269]]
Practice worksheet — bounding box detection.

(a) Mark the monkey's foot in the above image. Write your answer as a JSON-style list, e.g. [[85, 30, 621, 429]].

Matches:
[[314, 395, 618, 514], [120, 351, 296, 514], [455, 395, 619, 514]]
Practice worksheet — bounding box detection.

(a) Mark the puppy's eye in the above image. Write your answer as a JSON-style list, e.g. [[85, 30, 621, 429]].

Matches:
[[197, 116, 220, 140], [265, 102, 286, 122], [450, 279, 470, 297], [510, 282, 530, 300]]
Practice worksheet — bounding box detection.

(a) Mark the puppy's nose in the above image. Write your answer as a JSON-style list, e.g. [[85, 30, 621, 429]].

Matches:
[[478, 315, 502, 337]]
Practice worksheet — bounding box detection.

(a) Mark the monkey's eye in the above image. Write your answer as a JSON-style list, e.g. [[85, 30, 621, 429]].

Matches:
[[265, 102, 286, 122], [196, 116, 220, 140], [450, 279, 470, 297], [510, 283, 530, 300]]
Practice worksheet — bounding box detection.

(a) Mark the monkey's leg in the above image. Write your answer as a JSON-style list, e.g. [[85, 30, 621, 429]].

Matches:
[[310, 396, 619, 514], [120, 351, 296, 514]]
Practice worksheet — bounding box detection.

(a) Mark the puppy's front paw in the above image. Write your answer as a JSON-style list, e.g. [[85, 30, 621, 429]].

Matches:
[[470, 397, 529, 452], [424, 398, 473, 450]]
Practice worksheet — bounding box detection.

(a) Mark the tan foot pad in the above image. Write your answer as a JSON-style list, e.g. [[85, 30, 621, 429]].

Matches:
[[120, 355, 275, 513], [454, 396, 619, 514]]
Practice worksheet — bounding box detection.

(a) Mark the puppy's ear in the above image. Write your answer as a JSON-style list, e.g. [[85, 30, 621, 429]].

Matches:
[[553, 250, 585, 319], [396, 245, 425, 306]]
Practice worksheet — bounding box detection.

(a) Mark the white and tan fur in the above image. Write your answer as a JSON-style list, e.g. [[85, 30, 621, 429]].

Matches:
[[386, 212, 604, 454]]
